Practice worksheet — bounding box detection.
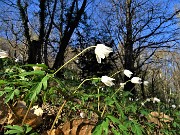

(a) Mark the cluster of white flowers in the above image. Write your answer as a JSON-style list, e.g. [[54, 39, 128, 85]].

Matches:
[[141, 97, 161, 106], [123, 69, 149, 85], [94, 44, 149, 87]]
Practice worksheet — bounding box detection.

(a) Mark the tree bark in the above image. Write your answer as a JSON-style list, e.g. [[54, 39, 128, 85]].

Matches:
[[38, 0, 46, 63], [123, 0, 136, 97], [53, 0, 87, 76]]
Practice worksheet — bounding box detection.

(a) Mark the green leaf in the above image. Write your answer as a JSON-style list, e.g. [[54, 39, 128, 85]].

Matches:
[[4, 87, 13, 92], [5, 125, 24, 132], [0, 80, 7, 84], [0, 91, 5, 97], [131, 121, 144, 135], [22, 63, 48, 69], [114, 99, 125, 119], [103, 118, 109, 135], [92, 118, 109, 135], [5, 91, 15, 103], [105, 97, 115, 106], [5, 129, 22, 134], [19, 70, 45, 77], [107, 115, 120, 124], [14, 89, 20, 96], [42, 75, 49, 90], [112, 128, 121, 135], [24, 124, 32, 133], [92, 125, 103, 135], [4, 125, 24, 134], [119, 125, 128, 135], [29, 82, 43, 101]]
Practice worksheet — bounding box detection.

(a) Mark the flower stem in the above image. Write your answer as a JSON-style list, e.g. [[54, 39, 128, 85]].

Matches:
[[53, 46, 96, 76], [110, 70, 122, 78], [74, 78, 100, 94], [101, 80, 130, 117], [101, 105, 107, 117], [49, 100, 67, 134], [22, 100, 33, 125], [49, 46, 97, 133], [98, 87, 100, 111]]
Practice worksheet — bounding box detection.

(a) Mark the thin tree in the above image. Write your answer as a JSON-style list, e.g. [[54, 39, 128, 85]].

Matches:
[[94, 0, 180, 97]]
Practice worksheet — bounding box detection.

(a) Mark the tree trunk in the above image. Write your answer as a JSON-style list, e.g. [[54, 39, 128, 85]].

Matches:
[[28, 40, 41, 64], [53, 0, 87, 76], [123, 0, 136, 97], [38, 0, 46, 64]]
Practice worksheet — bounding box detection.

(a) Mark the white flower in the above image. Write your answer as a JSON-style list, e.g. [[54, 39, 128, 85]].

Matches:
[[141, 102, 145, 106], [33, 66, 42, 71], [124, 69, 133, 78], [95, 44, 113, 63], [120, 83, 126, 88], [32, 105, 43, 116], [153, 97, 160, 103], [146, 98, 151, 102], [143, 81, 149, 86], [0, 51, 8, 58], [15, 58, 19, 62], [167, 99, 171, 103], [101, 76, 115, 87], [80, 112, 86, 118], [131, 77, 142, 84], [172, 105, 176, 109]]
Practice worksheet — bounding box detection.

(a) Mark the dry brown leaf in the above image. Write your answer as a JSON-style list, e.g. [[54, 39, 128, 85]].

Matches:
[[7, 112, 14, 124], [148, 111, 173, 128], [0, 100, 9, 124], [11, 101, 43, 128], [60, 119, 96, 135], [42, 128, 63, 135]]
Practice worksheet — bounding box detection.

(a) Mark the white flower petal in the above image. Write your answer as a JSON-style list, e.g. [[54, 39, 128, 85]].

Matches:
[[120, 83, 126, 88], [95, 44, 113, 63], [153, 97, 160, 103], [131, 77, 142, 84], [172, 105, 176, 108], [124, 69, 133, 78], [143, 81, 149, 86], [101, 76, 115, 87], [32, 105, 43, 116], [96, 54, 101, 63], [80, 112, 86, 118]]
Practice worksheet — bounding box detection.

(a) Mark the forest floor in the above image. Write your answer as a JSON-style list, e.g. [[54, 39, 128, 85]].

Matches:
[[0, 99, 97, 135]]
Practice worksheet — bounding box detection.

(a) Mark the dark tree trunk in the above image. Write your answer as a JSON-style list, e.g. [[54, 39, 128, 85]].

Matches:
[[28, 40, 41, 64], [38, 0, 46, 64], [53, 0, 87, 76], [123, 0, 136, 97]]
